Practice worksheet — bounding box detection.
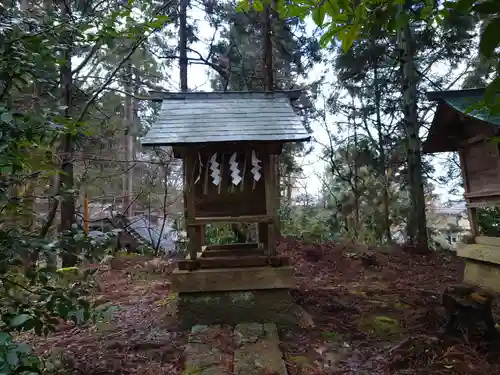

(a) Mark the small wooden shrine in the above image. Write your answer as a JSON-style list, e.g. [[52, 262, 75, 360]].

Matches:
[[423, 88, 500, 293], [142, 91, 309, 316]]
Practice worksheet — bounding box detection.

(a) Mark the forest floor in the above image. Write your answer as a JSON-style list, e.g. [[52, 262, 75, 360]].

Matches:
[[28, 239, 500, 375]]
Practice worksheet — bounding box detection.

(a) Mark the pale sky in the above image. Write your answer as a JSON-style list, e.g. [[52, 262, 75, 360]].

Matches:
[[162, 5, 462, 204]]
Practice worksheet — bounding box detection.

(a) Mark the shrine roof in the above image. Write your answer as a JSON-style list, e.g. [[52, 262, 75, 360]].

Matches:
[[141, 90, 310, 146], [423, 88, 500, 154]]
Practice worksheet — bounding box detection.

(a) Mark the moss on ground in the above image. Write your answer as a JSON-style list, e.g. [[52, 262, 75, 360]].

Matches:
[[359, 315, 401, 339]]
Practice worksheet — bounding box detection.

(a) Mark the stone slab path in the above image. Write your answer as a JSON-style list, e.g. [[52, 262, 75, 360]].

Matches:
[[183, 323, 287, 375]]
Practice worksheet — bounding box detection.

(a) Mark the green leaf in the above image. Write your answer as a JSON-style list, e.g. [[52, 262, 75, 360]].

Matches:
[[253, 0, 264, 12], [0, 332, 12, 344], [155, 15, 170, 23], [275, 0, 286, 19], [395, 11, 410, 29], [342, 24, 360, 52], [6, 350, 19, 366], [148, 19, 169, 29], [73, 309, 85, 324], [10, 366, 39, 375], [485, 76, 500, 115], [288, 4, 307, 18], [323, 0, 340, 17], [10, 314, 31, 328], [56, 266, 79, 273], [235, 0, 250, 13], [319, 25, 338, 48], [451, 0, 476, 13], [0, 112, 14, 125], [479, 16, 500, 59], [473, 0, 500, 14], [420, 2, 434, 20], [312, 6, 326, 26], [15, 343, 32, 354]]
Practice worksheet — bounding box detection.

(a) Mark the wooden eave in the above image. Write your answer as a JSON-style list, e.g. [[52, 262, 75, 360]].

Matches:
[[422, 101, 465, 154], [423, 88, 500, 154], [171, 141, 285, 159]]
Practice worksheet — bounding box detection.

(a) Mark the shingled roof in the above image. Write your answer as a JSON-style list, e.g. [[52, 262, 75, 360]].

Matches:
[[141, 90, 310, 146]]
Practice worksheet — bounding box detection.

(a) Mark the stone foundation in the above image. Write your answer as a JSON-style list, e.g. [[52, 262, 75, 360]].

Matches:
[[170, 265, 295, 293], [177, 288, 300, 329], [171, 264, 301, 328]]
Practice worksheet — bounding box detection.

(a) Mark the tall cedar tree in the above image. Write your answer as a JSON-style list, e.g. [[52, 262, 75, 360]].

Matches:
[[205, 2, 321, 202], [331, 7, 477, 246]]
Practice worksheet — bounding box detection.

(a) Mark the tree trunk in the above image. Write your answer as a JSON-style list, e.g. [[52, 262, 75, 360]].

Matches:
[[286, 175, 292, 204], [263, 1, 274, 92], [122, 62, 134, 216], [59, 0, 77, 267], [133, 68, 141, 157], [178, 0, 202, 244], [352, 98, 360, 238], [263, 0, 280, 237], [179, 0, 189, 92], [374, 62, 392, 243], [399, 16, 428, 250]]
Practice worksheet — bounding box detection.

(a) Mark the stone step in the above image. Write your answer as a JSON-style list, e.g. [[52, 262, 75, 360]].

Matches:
[[183, 323, 286, 375], [234, 323, 287, 375]]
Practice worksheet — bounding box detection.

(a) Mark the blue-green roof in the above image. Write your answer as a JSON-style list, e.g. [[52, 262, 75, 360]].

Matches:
[[423, 88, 500, 153], [442, 94, 500, 126]]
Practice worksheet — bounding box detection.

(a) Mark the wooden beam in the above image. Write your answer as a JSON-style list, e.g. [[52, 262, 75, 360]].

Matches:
[[459, 135, 487, 147], [465, 190, 500, 198], [187, 215, 272, 225], [467, 200, 500, 208], [178, 255, 290, 270], [204, 243, 259, 251], [458, 244, 500, 265], [475, 236, 500, 247], [172, 142, 284, 158], [201, 248, 265, 258]]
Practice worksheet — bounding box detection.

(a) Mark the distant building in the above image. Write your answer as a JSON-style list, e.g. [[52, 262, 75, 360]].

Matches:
[[428, 201, 470, 249]]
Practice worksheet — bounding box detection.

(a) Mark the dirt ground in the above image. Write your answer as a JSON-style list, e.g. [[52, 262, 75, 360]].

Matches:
[[28, 239, 500, 375]]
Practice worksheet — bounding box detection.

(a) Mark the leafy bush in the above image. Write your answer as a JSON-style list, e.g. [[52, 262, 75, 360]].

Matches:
[[478, 207, 500, 237], [0, 6, 171, 374], [205, 224, 239, 245], [0, 229, 115, 374], [280, 205, 337, 243]]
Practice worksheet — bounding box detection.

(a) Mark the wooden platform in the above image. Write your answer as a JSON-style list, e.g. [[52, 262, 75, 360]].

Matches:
[[457, 236, 500, 293], [177, 242, 290, 271], [201, 243, 264, 258], [178, 255, 290, 270], [171, 265, 294, 293]]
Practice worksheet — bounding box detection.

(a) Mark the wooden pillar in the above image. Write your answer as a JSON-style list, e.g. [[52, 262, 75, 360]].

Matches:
[[274, 154, 281, 237], [264, 153, 277, 256], [83, 192, 89, 234], [200, 225, 206, 246], [184, 153, 200, 260], [258, 222, 268, 249], [459, 148, 479, 237]]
